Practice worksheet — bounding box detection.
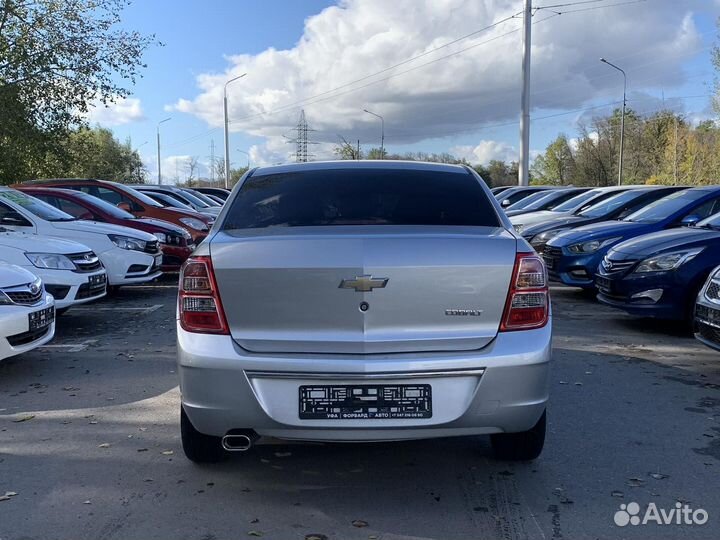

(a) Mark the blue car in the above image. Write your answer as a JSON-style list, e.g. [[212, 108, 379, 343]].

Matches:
[[694, 265, 720, 350], [522, 186, 684, 252], [543, 186, 720, 288], [596, 212, 720, 320]]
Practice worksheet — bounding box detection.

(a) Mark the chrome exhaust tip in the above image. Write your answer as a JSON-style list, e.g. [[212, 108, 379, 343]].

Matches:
[[221, 433, 254, 452]]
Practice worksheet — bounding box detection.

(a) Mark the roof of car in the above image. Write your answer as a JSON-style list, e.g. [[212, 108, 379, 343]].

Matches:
[[19, 178, 112, 185], [249, 160, 470, 177]]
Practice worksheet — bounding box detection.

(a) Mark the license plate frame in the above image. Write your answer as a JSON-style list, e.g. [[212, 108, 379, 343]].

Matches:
[[299, 384, 432, 420], [595, 275, 612, 293], [28, 306, 55, 331], [89, 273, 106, 286]]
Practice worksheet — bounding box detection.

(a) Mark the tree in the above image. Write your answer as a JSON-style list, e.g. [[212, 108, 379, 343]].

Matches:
[[185, 156, 199, 186], [532, 134, 576, 185], [333, 136, 361, 160], [0, 0, 157, 182]]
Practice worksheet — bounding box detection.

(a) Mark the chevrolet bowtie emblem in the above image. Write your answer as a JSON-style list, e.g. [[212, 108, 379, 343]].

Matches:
[[339, 275, 389, 292]]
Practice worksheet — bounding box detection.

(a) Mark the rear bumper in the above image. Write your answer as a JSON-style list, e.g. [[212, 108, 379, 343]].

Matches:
[[177, 320, 552, 441]]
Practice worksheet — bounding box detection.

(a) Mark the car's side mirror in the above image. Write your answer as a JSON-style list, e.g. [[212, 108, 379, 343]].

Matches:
[[0, 212, 30, 226], [117, 202, 132, 212], [681, 215, 701, 227]]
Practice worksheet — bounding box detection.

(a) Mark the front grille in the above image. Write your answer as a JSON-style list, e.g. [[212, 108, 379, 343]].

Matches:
[[705, 280, 720, 302], [144, 240, 160, 254], [600, 255, 636, 276], [7, 326, 51, 347], [68, 252, 103, 273], [5, 288, 43, 305], [164, 234, 185, 247], [698, 321, 720, 347], [542, 246, 562, 271], [45, 285, 70, 300]]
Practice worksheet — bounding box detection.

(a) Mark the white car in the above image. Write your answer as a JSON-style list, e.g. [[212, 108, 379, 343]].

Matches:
[[0, 262, 55, 362], [0, 229, 106, 312], [0, 188, 162, 287]]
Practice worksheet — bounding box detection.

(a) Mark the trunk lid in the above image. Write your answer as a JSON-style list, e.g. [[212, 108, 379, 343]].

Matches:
[[210, 226, 517, 354]]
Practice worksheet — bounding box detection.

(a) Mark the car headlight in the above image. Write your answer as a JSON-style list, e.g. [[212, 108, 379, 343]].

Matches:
[[530, 228, 564, 247], [25, 253, 76, 270], [108, 234, 147, 251], [154, 233, 167, 244], [634, 248, 703, 274], [513, 224, 524, 233], [179, 217, 208, 231], [0, 290, 12, 305], [568, 237, 622, 254]]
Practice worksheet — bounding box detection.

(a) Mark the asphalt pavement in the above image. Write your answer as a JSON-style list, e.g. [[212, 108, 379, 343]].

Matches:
[[1, 278, 719, 540]]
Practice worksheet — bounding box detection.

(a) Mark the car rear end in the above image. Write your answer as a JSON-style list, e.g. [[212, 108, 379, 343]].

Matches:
[[177, 162, 551, 462]]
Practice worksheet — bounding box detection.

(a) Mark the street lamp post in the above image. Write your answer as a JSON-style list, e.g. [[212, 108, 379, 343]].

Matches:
[[363, 109, 384, 159], [156, 118, 171, 185], [600, 57, 626, 186], [223, 73, 247, 189], [237, 149, 250, 169]]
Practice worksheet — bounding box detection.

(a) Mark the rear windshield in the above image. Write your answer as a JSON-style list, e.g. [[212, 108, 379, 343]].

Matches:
[[222, 169, 500, 229], [624, 190, 709, 223], [578, 190, 645, 218]]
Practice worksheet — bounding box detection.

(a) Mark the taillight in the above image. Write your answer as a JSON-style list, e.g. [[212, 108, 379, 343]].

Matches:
[[178, 256, 229, 334], [500, 252, 549, 331]]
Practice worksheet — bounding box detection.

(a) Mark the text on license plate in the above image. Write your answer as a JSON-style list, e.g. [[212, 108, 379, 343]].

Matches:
[[29, 306, 55, 331], [299, 384, 432, 420]]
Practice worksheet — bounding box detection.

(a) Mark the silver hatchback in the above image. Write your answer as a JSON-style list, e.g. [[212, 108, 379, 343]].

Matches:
[[177, 161, 552, 462]]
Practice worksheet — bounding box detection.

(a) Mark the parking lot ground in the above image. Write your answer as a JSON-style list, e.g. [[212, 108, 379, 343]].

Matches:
[[1, 279, 719, 540]]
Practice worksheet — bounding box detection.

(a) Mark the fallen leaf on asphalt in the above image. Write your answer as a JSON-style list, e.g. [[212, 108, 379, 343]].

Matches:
[[351, 520, 369, 528], [250, 518, 259, 524], [89, 421, 98, 425], [247, 531, 263, 537], [627, 477, 645, 487], [98, 443, 111, 448], [12, 415, 35, 423], [161, 450, 174, 455], [274, 451, 292, 457], [574, 382, 583, 386], [558, 381, 568, 385], [0, 491, 18, 501], [137, 448, 149, 452], [649, 473, 669, 480], [304, 535, 328, 540], [138, 427, 148, 432], [611, 490, 624, 498], [83, 500, 91, 505]]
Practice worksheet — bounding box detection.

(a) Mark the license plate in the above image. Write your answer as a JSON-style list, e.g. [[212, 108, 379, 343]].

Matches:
[[89, 273, 106, 286], [29, 306, 55, 331], [299, 384, 432, 420], [595, 276, 612, 292]]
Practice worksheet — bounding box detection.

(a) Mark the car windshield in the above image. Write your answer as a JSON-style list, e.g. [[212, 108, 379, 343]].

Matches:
[[71, 191, 136, 219], [114, 184, 164, 207], [578, 190, 645, 218], [145, 191, 191, 209], [551, 189, 603, 212], [0, 189, 76, 221], [223, 168, 501, 229], [186, 189, 221, 206], [697, 211, 720, 230], [175, 189, 210, 208], [506, 191, 549, 210], [623, 190, 709, 223]]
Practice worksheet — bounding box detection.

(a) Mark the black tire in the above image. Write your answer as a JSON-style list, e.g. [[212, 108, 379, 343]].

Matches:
[[180, 406, 226, 463], [491, 410, 546, 461], [106, 285, 120, 296]]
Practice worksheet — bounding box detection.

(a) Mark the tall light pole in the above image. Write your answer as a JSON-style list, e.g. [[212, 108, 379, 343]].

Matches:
[[223, 73, 247, 189], [600, 57, 627, 186], [363, 109, 384, 159], [156, 118, 171, 185], [518, 0, 532, 186], [237, 149, 250, 169]]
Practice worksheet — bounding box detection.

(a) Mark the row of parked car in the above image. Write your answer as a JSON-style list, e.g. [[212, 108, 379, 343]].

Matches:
[[492, 184, 720, 351], [0, 179, 231, 362]]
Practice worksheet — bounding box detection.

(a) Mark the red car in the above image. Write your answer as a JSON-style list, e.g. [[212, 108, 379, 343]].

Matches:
[[19, 187, 196, 271]]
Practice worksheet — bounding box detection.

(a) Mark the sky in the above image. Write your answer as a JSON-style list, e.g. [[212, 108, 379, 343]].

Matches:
[[87, 0, 720, 183]]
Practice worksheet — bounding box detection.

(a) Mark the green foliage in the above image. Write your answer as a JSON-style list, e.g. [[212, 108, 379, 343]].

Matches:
[[0, 0, 157, 182]]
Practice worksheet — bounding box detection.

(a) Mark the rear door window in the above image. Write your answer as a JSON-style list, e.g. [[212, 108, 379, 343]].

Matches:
[[223, 168, 500, 230]]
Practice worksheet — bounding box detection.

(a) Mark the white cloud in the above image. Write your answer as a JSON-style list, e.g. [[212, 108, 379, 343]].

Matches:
[[451, 140, 517, 165], [169, 0, 705, 158], [88, 97, 144, 126]]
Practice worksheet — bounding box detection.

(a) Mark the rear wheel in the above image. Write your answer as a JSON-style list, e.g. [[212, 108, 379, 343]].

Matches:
[[491, 410, 546, 461], [180, 406, 226, 463]]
